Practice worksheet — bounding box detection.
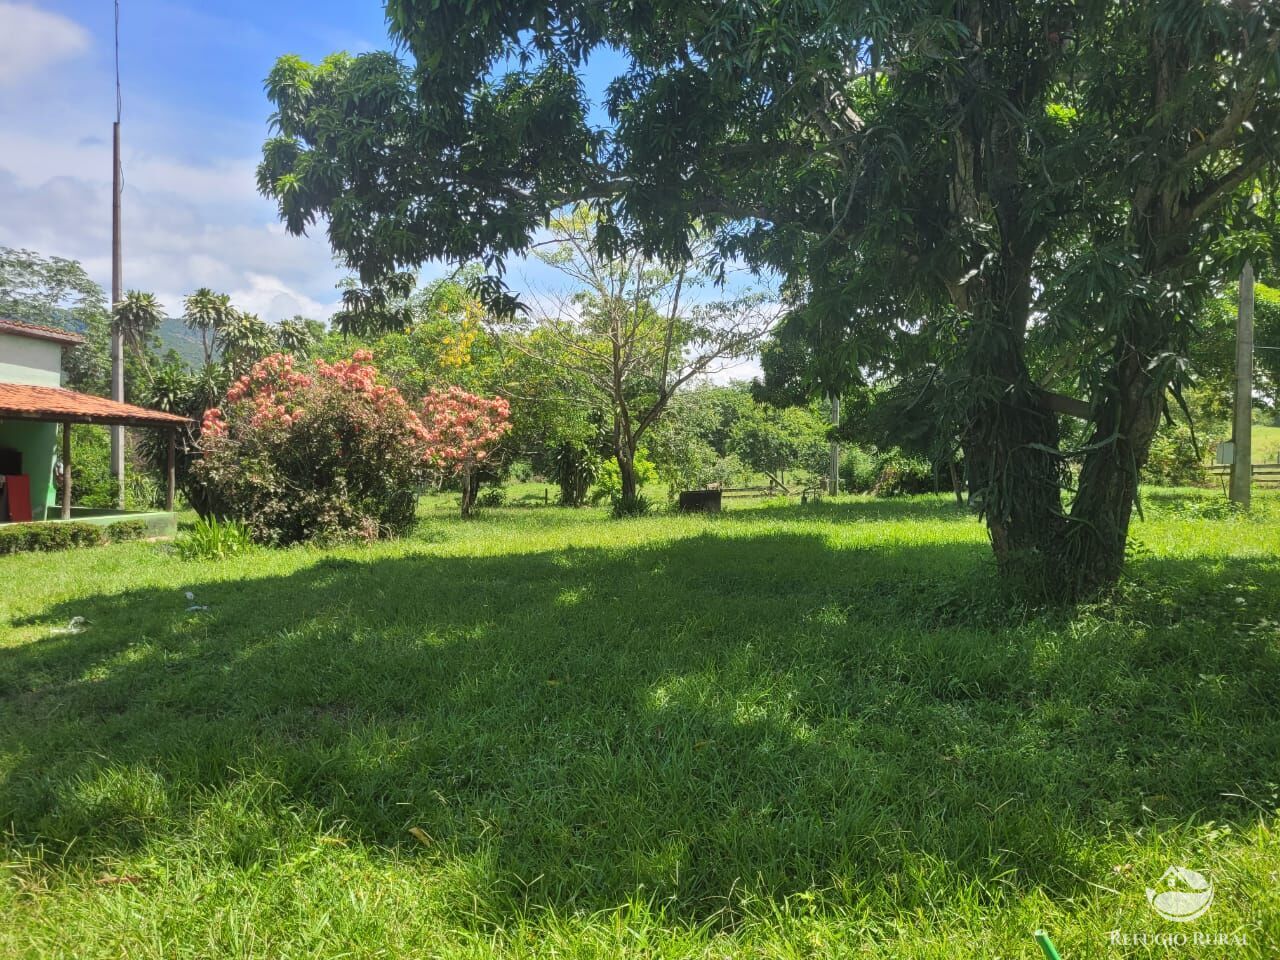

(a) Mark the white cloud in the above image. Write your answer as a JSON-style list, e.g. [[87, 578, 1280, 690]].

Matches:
[[0, 4, 90, 85], [0, 129, 258, 203], [226, 273, 338, 323], [0, 165, 342, 323]]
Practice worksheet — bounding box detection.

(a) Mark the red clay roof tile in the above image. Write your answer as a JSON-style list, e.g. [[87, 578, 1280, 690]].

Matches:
[[0, 383, 190, 428], [0, 318, 86, 345]]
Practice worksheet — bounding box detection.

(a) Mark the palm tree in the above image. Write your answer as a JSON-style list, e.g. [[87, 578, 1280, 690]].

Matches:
[[276, 316, 314, 356], [182, 287, 234, 367], [112, 290, 164, 378], [221, 311, 274, 376]]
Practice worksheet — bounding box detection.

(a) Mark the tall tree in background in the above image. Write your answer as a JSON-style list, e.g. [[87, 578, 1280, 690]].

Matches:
[[182, 288, 236, 368], [0, 246, 111, 394], [112, 291, 165, 377], [276, 316, 325, 357], [220, 311, 275, 377], [498, 212, 773, 505], [259, 0, 1280, 595]]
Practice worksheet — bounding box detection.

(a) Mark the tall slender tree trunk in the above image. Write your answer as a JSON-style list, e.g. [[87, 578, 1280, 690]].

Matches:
[[828, 393, 840, 495]]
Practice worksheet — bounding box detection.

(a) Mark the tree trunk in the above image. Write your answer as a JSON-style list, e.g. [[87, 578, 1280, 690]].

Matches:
[[964, 369, 1068, 592], [948, 460, 964, 508], [1065, 337, 1166, 593], [459, 466, 478, 518], [957, 273, 1068, 594], [829, 393, 840, 495], [617, 449, 638, 504]]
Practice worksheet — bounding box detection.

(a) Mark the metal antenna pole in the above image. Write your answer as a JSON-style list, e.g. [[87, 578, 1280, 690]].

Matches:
[[110, 0, 125, 507]]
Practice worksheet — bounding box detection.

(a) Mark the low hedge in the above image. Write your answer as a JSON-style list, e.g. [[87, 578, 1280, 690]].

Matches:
[[0, 519, 152, 555], [105, 519, 150, 542]]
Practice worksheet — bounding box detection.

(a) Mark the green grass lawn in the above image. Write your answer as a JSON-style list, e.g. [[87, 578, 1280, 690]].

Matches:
[[2, 490, 1278, 958], [1253, 424, 1280, 464]]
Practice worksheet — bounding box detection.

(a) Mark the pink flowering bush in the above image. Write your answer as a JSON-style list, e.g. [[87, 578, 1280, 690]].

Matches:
[[420, 386, 511, 516], [196, 352, 432, 544]]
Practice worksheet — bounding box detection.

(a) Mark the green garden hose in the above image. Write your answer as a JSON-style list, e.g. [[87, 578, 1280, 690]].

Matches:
[[1034, 930, 1063, 960]]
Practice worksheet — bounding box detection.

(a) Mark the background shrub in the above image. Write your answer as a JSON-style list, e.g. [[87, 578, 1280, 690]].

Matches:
[[610, 492, 652, 518], [840, 447, 938, 496], [1142, 423, 1212, 487], [196, 352, 431, 545], [840, 446, 881, 493], [870, 450, 936, 496], [476, 488, 507, 508], [592, 455, 657, 504]]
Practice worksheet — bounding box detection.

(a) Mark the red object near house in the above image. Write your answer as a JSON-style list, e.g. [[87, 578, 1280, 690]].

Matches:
[[3, 474, 33, 522]]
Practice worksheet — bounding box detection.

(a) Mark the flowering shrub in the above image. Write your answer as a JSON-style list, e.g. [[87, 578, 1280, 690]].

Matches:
[[196, 352, 431, 544], [420, 386, 511, 515]]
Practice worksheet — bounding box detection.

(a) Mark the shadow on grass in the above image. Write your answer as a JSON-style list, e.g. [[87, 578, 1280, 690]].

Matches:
[[1, 526, 1278, 925], [719, 494, 975, 524]]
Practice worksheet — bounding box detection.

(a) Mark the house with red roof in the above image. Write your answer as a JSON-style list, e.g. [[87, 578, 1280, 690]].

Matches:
[[0, 318, 188, 527]]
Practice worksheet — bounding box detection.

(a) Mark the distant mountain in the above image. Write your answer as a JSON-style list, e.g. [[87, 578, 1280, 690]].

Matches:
[[153, 317, 207, 367], [29, 308, 209, 369]]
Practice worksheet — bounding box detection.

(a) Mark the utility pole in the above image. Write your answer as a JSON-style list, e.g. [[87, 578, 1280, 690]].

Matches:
[[110, 120, 125, 508], [828, 393, 840, 495], [1229, 261, 1254, 508], [110, 0, 125, 508]]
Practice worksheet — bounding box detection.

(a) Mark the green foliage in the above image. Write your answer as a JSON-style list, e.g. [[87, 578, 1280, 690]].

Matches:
[[317, 274, 501, 399], [0, 522, 104, 555], [839, 446, 881, 494], [67, 426, 117, 509], [494, 211, 772, 501], [1255, 284, 1280, 410], [1142, 423, 1212, 488], [839, 446, 940, 497], [105, 519, 150, 543], [0, 246, 112, 394], [728, 403, 828, 486], [67, 426, 164, 512], [112, 291, 165, 371], [548, 442, 600, 507], [182, 288, 235, 368], [868, 450, 937, 497], [591, 454, 656, 505], [646, 386, 755, 494], [174, 516, 254, 561], [476, 488, 507, 509]]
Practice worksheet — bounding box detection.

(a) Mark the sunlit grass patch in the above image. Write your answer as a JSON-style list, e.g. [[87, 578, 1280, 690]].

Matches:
[[1, 489, 1277, 958]]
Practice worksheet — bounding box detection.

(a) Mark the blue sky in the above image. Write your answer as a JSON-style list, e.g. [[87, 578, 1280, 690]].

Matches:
[[0, 1, 395, 320], [0, 2, 766, 378], [0, 0, 632, 324]]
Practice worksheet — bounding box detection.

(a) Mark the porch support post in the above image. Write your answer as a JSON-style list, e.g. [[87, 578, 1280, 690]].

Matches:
[[61, 421, 72, 520], [166, 429, 176, 512]]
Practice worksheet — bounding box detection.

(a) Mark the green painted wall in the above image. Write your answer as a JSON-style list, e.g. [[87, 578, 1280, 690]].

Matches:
[[0, 420, 58, 519], [1, 329, 68, 519], [0, 333, 63, 387]]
